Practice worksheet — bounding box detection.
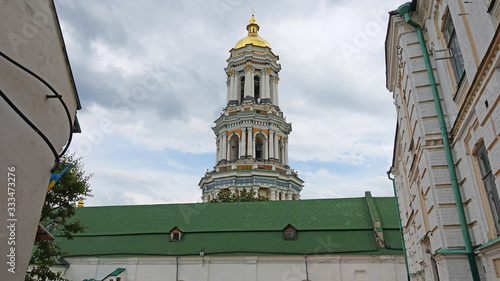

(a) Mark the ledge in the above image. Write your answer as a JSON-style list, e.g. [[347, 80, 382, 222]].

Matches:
[[436, 248, 467, 254], [475, 236, 500, 251]]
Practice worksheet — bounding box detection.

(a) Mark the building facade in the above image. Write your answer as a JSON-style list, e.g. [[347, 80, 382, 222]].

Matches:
[[0, 1, 81, 280], [56, 194, 406, 281], [386, 0, 500, 280], [199, 15, 303, 202]]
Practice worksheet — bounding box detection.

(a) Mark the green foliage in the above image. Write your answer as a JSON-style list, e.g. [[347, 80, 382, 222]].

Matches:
[[26, 153, 92, 281], [210, 189, 269, 203]]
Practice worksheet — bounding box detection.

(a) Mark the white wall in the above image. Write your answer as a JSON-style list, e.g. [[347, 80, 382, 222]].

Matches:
[[0, 1, 79, 280], [63, 255, 407, 281]]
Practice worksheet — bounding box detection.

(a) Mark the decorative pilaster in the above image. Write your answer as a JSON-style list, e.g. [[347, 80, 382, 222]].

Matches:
[[226, 136, 231, 161], [274, 134, 279, 162], [269, 131, 274, 159], [232, 73, 238, 102], [247, 128, 254, 158], [241, 128, 247, 158], [280, 143, 285, 164], [264, 138, 269, 160], [216, 136, 220, 163], [262, 69, 271, 103], [252, 136, 256, 158], [221, 133, 227, 161], [226, 77, 230, 103], [244, 65, 252, 99], [284, 138, 289, 166], [274, 77, 279, 106]]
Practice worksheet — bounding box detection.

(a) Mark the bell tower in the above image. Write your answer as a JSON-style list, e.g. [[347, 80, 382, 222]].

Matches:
[[199, 14, 304, 202]]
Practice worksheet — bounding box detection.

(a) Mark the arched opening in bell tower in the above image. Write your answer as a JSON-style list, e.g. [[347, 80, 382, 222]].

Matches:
[[278, 138, 284, 164], [254, 76, 260, 103], [239, 76, 245, 104], [255, 135, 264, 161], [229, 136, 239, 162]]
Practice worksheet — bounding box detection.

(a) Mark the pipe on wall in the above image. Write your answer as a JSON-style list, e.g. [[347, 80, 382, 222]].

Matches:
[[396, 3, 480, 280], [387, 171, 410, 281]]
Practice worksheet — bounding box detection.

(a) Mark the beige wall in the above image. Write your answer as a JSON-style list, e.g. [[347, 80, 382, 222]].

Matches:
[[386, 0, 500, 280]]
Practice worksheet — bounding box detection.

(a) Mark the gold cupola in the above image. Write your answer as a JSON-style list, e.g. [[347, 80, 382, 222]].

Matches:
[[234, 14, 271, 50]]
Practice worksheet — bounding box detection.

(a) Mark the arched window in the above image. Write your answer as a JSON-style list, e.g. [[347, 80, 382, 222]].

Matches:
[[230, 136, 239, 161], [278, 139, 284, 164], [255, 137, 263, 161], [240, 77, 245, 104], [254, 76, 260, 103]]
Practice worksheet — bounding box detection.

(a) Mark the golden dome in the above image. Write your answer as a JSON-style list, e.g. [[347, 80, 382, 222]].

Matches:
[[235, 36, 271, 49], [234, 15, 271, 50]]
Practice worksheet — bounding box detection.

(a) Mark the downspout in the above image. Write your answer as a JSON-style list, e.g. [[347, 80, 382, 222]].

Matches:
[[387, 171, 410, 281], [304, 255, 309, 281], [396, 3, 480, 280], [176, 256, 179, 281]]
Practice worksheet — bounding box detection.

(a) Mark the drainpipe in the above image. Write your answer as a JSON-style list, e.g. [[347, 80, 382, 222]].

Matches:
[[396, 3, 480, 280], [176, 256, 179, 281], [304, 255, 309, 281], [387, 171, 410, 281]]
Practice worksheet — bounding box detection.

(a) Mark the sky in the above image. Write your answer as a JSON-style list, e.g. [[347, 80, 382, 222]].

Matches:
[[55, 0, 402, 206]]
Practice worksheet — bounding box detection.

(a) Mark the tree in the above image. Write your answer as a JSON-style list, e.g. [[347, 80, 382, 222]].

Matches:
[[26, 153, 92, 281], [210, 189, 269, 203]]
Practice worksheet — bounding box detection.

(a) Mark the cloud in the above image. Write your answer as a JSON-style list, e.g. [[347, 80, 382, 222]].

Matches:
[[299, 168, 394, 199], [55, 0, 399, 206], [86, 168, 201, 206]]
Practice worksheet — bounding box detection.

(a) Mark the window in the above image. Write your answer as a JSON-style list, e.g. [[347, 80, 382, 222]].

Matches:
[[255, 137, 263, 161], [240, 77, 245, 103], [477, 144, 500, 232], [254, 76, 260, 102], [283, 224, 297, 240], [230, 136, 239, 161], [443, 13, 465, 84], [170, 226, 182, 242]]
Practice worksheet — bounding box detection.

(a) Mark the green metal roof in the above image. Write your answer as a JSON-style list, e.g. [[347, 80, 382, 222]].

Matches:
[[57, 195, 403, 257]]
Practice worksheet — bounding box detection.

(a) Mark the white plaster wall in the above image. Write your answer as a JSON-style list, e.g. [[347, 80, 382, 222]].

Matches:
[[0, 1, 79, 280], [63, 255, 407, 281]]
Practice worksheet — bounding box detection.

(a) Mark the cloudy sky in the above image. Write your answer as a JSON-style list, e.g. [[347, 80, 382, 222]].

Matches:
[[55, 0, 402, 206]]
